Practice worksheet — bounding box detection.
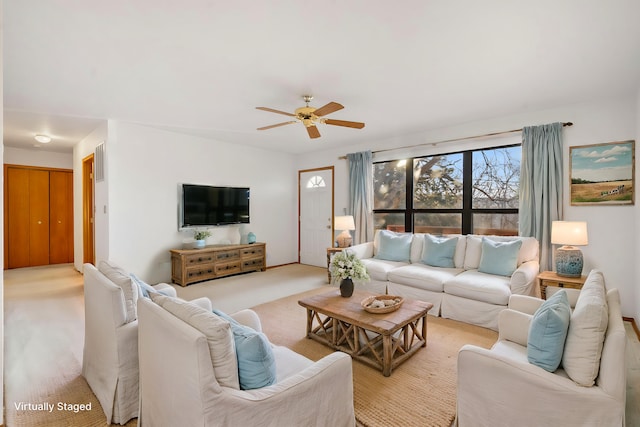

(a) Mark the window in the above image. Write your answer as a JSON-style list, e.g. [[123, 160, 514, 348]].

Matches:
[[306, 175, 326, 188], [373, 145, 520, 235]]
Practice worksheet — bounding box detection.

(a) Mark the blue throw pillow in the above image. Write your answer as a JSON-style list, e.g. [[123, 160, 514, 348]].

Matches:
[[130, 274, 172, 298], [421, 234, 458, 268], [374, 230, 412, 262], [478, 238, 522, 276], [527, 290, 571, 372], [213, 309, 276, 390]]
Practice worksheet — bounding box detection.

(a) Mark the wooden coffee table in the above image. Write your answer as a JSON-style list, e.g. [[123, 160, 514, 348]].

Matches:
[[298, 289, 433, 376]]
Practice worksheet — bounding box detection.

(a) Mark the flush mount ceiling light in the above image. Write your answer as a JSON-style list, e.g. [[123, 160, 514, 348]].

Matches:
[[34, 134, 52, 143]]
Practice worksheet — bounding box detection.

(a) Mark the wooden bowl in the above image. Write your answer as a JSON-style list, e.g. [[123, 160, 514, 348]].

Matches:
[[361, 295, 404, 314]]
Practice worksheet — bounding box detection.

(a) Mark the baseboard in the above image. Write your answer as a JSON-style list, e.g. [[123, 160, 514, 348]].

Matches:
[[623, 317, 640, 341], [266, 262, 299, 269]]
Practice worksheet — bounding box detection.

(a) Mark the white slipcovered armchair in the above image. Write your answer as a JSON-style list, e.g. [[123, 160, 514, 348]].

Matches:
[[456, 270, 626, 426], [82, 261, 204, 424], [137, 295, 356, 427]]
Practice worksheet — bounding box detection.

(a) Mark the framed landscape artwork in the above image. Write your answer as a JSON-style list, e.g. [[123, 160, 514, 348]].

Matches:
[[570, 140, 635, 206]]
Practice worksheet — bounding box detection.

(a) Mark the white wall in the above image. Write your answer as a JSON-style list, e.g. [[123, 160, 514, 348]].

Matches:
[[72, 122, 108, 271], [296, 94, 639, 319], [636, 88, 640, 325], [101, 121, 297, 283], [4, 146, 73, 169]]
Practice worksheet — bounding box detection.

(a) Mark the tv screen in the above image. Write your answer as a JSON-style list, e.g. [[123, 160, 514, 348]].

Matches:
[[180, 184, 250, 228]]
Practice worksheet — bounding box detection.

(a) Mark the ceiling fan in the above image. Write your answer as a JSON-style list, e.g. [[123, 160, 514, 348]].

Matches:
[[256, 95, 365, 139]]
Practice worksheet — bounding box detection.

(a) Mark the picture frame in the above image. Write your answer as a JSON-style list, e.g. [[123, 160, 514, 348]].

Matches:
[[570, 140, 635, 206]]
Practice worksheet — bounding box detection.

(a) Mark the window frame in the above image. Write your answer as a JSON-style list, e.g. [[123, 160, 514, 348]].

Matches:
[[373, 143, 521, 235]]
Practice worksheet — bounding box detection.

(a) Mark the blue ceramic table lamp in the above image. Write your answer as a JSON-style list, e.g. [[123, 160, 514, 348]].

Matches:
[[551, 221, 588, 277]]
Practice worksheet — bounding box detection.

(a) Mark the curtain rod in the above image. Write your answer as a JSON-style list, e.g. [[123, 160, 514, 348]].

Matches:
[[339, 122, 573, 160]]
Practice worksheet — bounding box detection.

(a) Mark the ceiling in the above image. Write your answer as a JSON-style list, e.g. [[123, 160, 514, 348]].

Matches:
[[4, 1, 640, 155]]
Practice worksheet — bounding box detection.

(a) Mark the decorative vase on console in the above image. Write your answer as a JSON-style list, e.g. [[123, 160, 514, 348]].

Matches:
[[193, 229, 212, 249], [329, 251, 370, 298], [247, 232, 256, 244]]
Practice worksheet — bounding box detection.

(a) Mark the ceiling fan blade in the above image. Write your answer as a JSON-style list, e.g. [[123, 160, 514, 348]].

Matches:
[[256, 107, 296, 117], [307, 125, 321, 139], [313, 102, 344, 117], [324, 119, 365, 129], [257, 121, 297, 130]]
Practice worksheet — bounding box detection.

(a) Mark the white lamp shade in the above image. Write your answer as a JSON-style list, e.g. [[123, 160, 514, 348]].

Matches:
[[551, 221, 588, 246], [334, 215, 355, 231]]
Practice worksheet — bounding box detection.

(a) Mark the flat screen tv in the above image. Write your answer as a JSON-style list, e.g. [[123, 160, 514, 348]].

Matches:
[[179, 184, 250, 228]]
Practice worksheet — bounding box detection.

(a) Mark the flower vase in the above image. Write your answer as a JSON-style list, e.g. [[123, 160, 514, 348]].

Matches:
[[339, 278, 354, 298]]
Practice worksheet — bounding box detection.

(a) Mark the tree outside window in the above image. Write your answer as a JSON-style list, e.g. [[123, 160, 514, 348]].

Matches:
[[373, 145, 520, 236]]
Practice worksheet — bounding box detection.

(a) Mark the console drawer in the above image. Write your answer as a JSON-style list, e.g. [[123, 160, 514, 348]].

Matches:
[[242, 258, 264, 270], [241, 246, 264, 258], [186, 253, 216, 265], [215, 250, 240, 262], [186, 266, 216, 282], [215, 261, 242, 276]]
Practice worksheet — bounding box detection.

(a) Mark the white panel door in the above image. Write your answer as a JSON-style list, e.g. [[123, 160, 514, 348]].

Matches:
[[299, 169, 333, 267]]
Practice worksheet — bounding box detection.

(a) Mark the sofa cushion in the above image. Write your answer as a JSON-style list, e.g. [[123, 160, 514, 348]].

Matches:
[[388, 264, 462, 293], [98, 260, 138, 323], [374, 230, 412, 262], [411, 233, 467, 268], [361, 258, 408, 281], [450, 234, 468, 269], [444, 270, 512, 305], [270, 345, 314, 383], [478, 238, 522, 277], [213, 309, 276, 390], [464, 235, 538, 270], [150, 293, 240, 389], [463, 236, 484, 270], [562, 270, 608, 387], [421, 234, 458, 268], [527, 290, 571, 372]]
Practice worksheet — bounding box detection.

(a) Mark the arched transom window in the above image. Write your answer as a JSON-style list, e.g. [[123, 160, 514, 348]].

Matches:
[[306, 175, 326, 188]]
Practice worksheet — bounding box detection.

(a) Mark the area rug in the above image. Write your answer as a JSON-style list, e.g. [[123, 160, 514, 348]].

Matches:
[[252, 287, 498, 427]]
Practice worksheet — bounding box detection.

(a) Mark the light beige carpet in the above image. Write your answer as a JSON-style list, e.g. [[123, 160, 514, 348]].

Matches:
[[252, 287, 498, 427]]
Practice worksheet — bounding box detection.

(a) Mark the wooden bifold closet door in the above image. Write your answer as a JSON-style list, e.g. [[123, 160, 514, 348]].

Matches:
[[4, 165, 74, 269]]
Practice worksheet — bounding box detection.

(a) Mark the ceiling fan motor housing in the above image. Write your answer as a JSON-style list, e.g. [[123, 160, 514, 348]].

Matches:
[[295, 106, 318, 127]]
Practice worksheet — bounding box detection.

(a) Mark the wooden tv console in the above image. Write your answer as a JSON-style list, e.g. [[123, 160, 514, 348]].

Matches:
[[170, 243, 266, 286]]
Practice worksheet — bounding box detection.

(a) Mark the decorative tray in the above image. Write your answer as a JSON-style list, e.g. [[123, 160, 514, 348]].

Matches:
[[361, 295, 404, 314]]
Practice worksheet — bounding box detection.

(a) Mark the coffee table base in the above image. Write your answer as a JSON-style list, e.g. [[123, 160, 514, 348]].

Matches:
[[305, 308, 428, 376]]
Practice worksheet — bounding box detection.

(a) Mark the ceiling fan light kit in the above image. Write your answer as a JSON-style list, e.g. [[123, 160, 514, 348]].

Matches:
[[256, 95, 365, 139]]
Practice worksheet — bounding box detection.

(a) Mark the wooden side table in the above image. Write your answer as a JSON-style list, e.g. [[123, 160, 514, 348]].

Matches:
[[326, 247, 344, 283], [537, 271, 587, 300]]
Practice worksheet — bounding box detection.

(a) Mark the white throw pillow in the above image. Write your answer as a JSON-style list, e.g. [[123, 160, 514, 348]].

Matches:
[[98, 260, 138, 323], [150, 293, 240, 389], [463, 236, 483, 270], [449, 234, 468, 269], [561, 270, 608, 387]]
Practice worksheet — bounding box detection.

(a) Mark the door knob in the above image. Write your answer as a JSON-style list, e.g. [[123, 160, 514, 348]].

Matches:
[[37, 220, 42, 225]]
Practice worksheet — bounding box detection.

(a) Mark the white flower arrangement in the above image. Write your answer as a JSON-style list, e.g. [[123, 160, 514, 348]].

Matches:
[[330, 251, 370, 283]]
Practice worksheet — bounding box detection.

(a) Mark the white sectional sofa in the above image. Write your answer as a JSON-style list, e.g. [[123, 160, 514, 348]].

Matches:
[[348, 230, 540, 330]]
